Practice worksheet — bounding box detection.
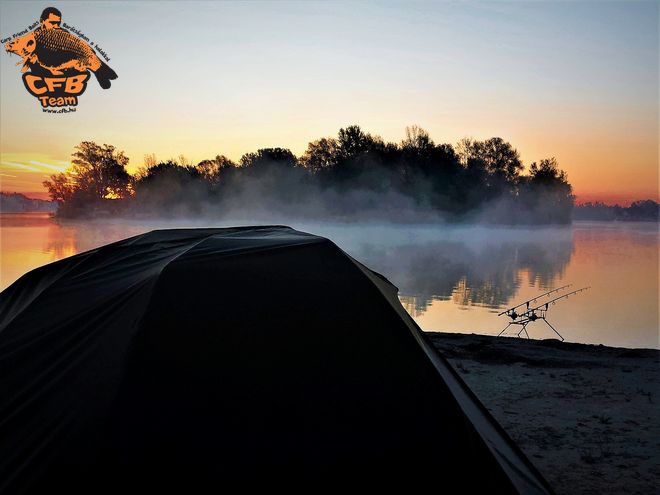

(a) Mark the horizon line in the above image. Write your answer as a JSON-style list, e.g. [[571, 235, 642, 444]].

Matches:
[[2, 189, 658, 209]]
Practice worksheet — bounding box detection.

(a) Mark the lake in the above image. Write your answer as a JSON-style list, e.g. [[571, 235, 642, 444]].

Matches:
[[1, 213, 658, 349]]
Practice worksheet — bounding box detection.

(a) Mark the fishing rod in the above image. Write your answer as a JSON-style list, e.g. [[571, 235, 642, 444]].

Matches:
[[497, 284, 572, 318], [497, 285, 591, 341], [521, 286, 591, 317]]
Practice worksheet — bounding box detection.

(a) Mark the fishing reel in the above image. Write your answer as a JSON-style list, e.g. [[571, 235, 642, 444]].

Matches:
[[497, 285, 590, 341]]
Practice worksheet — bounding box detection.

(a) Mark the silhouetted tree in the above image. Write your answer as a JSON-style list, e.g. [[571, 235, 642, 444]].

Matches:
[[177, 154, 193, 167], [71, 142, 131, 199], [43, 141, 131, 200], [196, 155, 236, 185], [519, 157, 574, 223], [475, 137, 523, 183], [401, 125, 435, 156], [626, 200, 659, 221], [396, 126, 462, 210], [300, 138, 339, 173], [45, 128, 583, 224], [137, 161, 204, 183], [573, 200, 658, 221], [336, 125, 383, 161], [43, 141, 131, 216], [240, 148, 297, 170], [42, 173, 75, 203], [144, 153, 158, 168], [457, 137, 522, 187], [453, 136, 525, 214], [134, 160, 208, 212], [320, 125, 388, 185], [528, 158, 569, 185], [572, 202, 617, 221]]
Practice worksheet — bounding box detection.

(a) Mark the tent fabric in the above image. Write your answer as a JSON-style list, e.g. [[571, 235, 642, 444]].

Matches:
[[0, 226, 553, 493]]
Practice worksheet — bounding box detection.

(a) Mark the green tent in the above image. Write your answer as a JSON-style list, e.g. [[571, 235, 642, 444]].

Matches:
[[0, 226, 552, 493]]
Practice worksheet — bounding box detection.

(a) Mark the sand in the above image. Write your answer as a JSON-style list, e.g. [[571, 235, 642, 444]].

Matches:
[[428, 332, 660, 495]]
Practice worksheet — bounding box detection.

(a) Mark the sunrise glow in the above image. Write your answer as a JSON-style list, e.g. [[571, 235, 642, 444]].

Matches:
[[1, 1, 657, 204]]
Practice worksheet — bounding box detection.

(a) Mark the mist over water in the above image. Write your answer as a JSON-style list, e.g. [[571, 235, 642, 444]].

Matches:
[[1, 214, 657, 349]]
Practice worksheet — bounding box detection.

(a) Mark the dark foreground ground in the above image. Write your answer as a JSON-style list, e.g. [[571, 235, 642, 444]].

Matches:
[[428, 333, 660, 495]]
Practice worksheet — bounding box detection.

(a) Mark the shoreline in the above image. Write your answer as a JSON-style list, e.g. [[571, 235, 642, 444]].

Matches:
[[428, 332, 660, 495]]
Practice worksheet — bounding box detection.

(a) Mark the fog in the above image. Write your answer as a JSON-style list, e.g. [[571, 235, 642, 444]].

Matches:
[[46, 213, 574, 313], [127, 161, 574, 226], [6, 213, 659, 348]]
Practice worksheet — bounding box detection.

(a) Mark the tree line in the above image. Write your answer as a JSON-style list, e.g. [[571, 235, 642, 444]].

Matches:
[[44, 125, 576, 223], [573, 200, 659, 221]]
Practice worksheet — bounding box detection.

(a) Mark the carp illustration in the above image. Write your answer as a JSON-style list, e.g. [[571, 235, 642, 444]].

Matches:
[[5, 29, 117, 89]]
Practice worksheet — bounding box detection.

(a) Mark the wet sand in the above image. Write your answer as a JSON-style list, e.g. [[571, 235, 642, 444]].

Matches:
[[428, 332, 660, 495]]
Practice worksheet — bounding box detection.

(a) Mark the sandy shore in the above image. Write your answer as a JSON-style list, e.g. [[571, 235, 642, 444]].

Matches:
[[428, 332, 659, 495]]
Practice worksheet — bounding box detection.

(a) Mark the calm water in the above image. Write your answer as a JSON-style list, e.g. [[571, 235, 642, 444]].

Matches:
[[1, 213, 658, 349]]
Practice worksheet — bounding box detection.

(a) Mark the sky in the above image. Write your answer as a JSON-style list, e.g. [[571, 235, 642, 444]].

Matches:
[[0, 0, 658, 204]]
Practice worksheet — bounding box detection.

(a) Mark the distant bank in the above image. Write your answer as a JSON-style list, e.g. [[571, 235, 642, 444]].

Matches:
[[0, 192, 57, 213], [573, 200, 659, 222], [2, 191, 657, 223]]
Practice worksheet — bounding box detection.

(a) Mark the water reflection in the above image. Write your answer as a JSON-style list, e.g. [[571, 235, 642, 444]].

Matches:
[[0, 215, 657, 348], [0, 214, 145, 289], [353, 234, 573, 314], [43, 220, 145, 259]]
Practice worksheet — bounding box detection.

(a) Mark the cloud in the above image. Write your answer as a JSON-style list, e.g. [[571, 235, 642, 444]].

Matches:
[[1, 161, 40, 172], [29, 160, 67, 172]]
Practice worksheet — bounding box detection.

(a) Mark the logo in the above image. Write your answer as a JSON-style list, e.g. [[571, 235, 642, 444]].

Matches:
[[3, 6, 117, 112]]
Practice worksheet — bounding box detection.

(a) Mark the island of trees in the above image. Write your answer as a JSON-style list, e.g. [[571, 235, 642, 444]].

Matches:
[[42, 125, 591, 223]]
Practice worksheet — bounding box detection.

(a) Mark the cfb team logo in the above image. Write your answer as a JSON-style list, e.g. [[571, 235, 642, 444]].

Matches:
[[3, 6, 117, 112]]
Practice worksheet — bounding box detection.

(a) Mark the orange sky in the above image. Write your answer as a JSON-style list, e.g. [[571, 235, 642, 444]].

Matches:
[[1, 2, 657, 206]]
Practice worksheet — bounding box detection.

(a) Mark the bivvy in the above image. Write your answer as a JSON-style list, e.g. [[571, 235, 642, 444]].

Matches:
[[0, 227, 553, 493]]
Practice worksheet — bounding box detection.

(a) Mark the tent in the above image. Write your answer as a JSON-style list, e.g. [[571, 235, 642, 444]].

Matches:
[[0, 226, 553, 493]]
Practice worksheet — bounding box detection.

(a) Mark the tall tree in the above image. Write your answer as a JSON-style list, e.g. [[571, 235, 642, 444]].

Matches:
[[240, 148, 297, 170], [42, 173, 75, 203], [478, 137, 523, 183], [43, 141, 131, 202], [196, 155, 236, 184], [300, 138, 339, 174], [70, 141, 131, 199], [401, 125, 435, 156], [456, 137, 522, 182], [521, 157, 574, 223], [336, 125, 383, 161]]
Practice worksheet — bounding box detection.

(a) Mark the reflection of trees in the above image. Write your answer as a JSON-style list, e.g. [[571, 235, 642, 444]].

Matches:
[[45, 223, 78, 260], [36, 216, 574, 320], [517, 243, 570, 287], [399, 295, 438, 318], [356, 234, 574, 315], [44, 220, 148, 261]]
